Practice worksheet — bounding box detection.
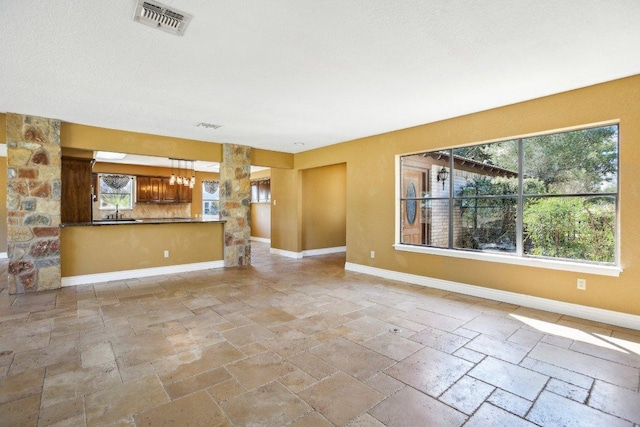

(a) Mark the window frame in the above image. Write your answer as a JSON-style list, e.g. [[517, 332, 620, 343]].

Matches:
[[97, 173, 135, 211], [202, 180, 220, 218], [394, 122, 622, 277]]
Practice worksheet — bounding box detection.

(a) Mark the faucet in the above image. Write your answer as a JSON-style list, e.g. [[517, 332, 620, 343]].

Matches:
[[115, 204, 119, 220]]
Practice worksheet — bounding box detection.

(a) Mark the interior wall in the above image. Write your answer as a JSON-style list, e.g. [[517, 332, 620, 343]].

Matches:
[[1, 114, 6, 254], [301, 163, 346, 251], [285, 75, 640, 316], [251, 203, 271, 240], [270, 168, 301, 252], [0, 155, 7, 254]]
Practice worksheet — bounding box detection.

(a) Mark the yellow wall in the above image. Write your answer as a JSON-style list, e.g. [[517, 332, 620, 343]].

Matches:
[[0, 156, 6, 254], [1, 114, 7, 253], [60, 222, 224, 276], [251, 203, 271, 239], [61, 122, 293, 169], [301, 163, 346, 250], [282, 75, 640, 316], [271, 168, 301, 252]]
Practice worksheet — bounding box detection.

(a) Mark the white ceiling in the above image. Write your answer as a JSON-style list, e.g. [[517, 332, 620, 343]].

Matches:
[[2, 1, 639, 154]]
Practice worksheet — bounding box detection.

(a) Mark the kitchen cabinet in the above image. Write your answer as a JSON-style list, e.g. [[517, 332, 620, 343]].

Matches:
[[136, 176, 191, 203], [62, 157, 93, 223]]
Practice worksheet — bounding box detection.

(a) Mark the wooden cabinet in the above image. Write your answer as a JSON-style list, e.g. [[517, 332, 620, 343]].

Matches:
[[62, 157, 93, 223], [136, 176, 191, 203]]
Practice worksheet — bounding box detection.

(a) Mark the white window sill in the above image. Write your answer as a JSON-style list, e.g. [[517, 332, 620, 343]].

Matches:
[[393, 244, 622, 277]]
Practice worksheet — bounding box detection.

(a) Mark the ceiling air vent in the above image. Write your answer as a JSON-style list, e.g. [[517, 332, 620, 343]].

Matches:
[[133, 0, 192, 36]]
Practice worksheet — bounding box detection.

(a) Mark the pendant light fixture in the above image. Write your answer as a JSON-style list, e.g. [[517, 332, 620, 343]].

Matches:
[[176, 159, 183, 185], [189, 160, 196, 188], [169, 158, 176, 185]]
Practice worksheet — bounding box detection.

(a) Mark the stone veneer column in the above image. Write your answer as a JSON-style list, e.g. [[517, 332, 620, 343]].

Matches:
[[6, 114, 62, 293], [220, 144, 251, 266]]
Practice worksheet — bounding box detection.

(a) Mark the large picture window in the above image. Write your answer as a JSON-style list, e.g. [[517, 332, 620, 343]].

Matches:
[[399, 124, 618, 265]]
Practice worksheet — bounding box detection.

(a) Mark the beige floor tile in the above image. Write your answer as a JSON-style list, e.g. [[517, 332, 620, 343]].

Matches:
[[0, 367, 44, 404], [206, 378, 246, 403], [288, 411, 334, 427], [409, 326, 470, 353], [439, 375, 495, 414], [288, 351, 338, 380], [465, 403, 538, 427], [527, 391, 631, 427], [111, 331, 175, 368], [226, 350, 295, 389], [37, 396, 84, 427], [279, 369, 318, 393], [589, 380, 640, 424], [469, 357, 548, 401], [81, 341, 115, 367], [465, 334, 531, 364], [361, 331, 424, 361], [369, 385, 467, 426], [0, 393, 40, 427], [364, 372, 405, 396], [298, 372, 384, 426], [164, 367, 231, 399], [134, 390, 230, 426], [0, 247, 638, 426], [310, 338, 394, 380], [221, 382, 311, 426], [221, 323, 275, 346], [529, 342, 639, 389], [153, 341, 243, 384], [85, 375, 169, 427], [385, 346, 474, 397]]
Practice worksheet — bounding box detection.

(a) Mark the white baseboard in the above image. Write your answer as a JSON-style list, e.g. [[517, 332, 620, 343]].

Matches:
[[62, 260, 225, 287], [251, 237, 271, 243], [345, 262, 640, 331], [302, 246, 346, 257], [0, 252, 7, 259], [270, 248, 303, 259], [270, 246, 346, 259]]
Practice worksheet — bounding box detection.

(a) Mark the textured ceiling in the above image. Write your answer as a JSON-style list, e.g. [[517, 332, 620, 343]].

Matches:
[[2, 1, 640, 154]]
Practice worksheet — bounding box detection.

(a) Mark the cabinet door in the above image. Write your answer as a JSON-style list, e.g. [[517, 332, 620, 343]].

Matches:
[[149, 177, 162, 202], [61, 157, 93, 223], [162, 177, 177, 202], [136, 176, 150, 202], [177, 183, 193, 203]]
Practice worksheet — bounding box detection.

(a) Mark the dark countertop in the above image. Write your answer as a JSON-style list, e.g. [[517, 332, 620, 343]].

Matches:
[[60, 217, 225, 227]]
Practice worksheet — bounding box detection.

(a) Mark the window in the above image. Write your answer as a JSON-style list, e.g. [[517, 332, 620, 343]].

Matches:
[[202, 180, 220, 217], [98, 174, 134, 210], [251, 179, 270, 202], [399, 124, 619, 265]]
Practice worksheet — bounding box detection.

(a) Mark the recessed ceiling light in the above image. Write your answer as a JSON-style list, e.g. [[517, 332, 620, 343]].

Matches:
[[96, 151, 127, 160], [294, 142, 305, 146], [196, 122, 222, 129]]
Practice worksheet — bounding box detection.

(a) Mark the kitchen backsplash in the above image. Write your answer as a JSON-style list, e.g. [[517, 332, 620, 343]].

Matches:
[[93, 201, 191, 220]]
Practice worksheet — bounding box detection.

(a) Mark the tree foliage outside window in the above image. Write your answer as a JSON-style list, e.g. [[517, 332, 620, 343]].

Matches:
[[400, 124, 618, 264]]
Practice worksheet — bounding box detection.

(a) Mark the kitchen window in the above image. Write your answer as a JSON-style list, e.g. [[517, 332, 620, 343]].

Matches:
[[202, 180, 220, 217], [397, 124, 619, 268], [98, 174, 134, 210]]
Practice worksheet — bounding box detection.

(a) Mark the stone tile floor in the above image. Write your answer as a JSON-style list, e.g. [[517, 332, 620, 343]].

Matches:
[[0, 242, 639, 426]]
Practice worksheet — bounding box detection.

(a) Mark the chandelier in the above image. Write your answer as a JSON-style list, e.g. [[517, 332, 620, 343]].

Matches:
[[170, 159, 196, 188]]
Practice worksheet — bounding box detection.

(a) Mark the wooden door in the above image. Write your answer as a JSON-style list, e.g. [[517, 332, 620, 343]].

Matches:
[[61, 157, 93, 223], [402, 169, 425, 244]]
